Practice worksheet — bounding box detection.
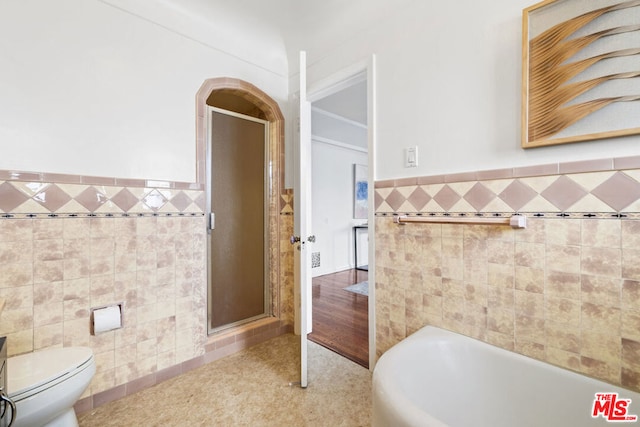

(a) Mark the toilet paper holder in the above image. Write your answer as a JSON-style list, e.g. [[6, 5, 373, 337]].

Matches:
[[90, 302, 124, 335]]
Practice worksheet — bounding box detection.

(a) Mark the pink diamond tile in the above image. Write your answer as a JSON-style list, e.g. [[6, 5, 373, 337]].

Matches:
[[499, 179, 538, 211], [75, 186, 108, 212], [111, 188, 139, 212], [433, 185, 461, 212], [540, 176, 588, 211], [33, 184, 72, 212], [143, 189, 168, 211], [385, 189, 406, 212], [407, 187, 431, 211], [464, 182, 496, 211], [433, 185, 462, 211], [591, 172, 640, 211], [0, 182, 29, 212], [193, 192, 206, 212], [170, 191, 192, 212], [375, 191, 385, 210]]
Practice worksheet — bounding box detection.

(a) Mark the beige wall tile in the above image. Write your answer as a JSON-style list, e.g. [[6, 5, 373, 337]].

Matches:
[[515, 290, 544, 318], [581, 247, 621, 278], [0, 240, 33, 263], [546, 321, 579, 353], [622, 279, 640, 311], [0, 220, 32, 242], [487, 240, 514, 265], [514, 242, 545, 269], [581, 331, 621, 362], [582, 220, 621, 248], [622, 220, 640, 248], [487, 263, 514, 289], [546, 347, 580, 371], [546, 271, 581, 300], [622, 339, 640, 372], [487, 308, 514, 335], [514, 266, 544, 293], [5, 329, 33, 356], [581, 275, 621, 308], [546, 219, 581, 246], [515, 314, 545, 344], [34, 323, 63, 349], [622, 311, 640, 341], [546, 245, 581, 274], [623, 248, 640, 281], [546, 297, 580, 326], [0, 262, 33, 288], [582, 302, 620, 332], [581, 356, 620, 384]]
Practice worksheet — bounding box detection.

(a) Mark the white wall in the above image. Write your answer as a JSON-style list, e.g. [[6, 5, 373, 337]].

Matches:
[[311, 139, 368, 277], [293, 0, 640, 182], [0, 0, 288, 182]]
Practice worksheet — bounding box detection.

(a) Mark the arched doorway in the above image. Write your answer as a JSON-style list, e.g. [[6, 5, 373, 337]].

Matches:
[[195, 78, 286, 334]]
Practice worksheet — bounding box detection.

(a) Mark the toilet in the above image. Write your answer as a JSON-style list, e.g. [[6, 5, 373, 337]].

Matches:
[[7, 347, 96, 427]]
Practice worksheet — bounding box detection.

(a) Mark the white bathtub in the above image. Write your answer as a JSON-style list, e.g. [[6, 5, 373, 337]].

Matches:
[[373, 326, 640, 427]]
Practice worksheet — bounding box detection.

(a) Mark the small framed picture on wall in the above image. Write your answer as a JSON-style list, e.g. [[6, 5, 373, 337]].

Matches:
[[354, 164, 368, 219]]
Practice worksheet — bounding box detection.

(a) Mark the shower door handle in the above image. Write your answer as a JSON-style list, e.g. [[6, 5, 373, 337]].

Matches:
[[208, 213, 215, 231]]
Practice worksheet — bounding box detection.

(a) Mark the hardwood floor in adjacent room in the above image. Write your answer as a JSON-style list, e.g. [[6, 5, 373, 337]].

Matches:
[[308, 268, 369, 368]]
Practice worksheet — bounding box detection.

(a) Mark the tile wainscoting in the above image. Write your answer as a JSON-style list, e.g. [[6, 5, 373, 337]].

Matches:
[[0, 173, 295, 411], [375, 156, 640, 392]]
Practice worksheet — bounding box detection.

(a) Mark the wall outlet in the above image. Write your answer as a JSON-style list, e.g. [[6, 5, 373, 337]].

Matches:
[[405, 146, 418, 167], [311, 252, 320, 268]]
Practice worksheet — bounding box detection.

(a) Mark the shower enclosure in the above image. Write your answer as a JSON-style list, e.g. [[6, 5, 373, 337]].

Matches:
[[207, 107, 269, 332]]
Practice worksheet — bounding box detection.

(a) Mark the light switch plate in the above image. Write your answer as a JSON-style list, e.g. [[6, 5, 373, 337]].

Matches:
[[405, 146, 418, 168]]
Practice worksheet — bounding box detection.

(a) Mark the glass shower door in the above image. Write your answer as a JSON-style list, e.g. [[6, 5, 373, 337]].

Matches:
[[208, 108, 269, 332]]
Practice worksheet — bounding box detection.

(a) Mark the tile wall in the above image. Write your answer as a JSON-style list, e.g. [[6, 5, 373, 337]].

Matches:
[[0, 175, 295, 410], [375, 156, 640, 392]]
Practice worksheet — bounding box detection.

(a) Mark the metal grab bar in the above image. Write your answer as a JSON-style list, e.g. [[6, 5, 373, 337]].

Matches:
[[393, 214, 527, 229]]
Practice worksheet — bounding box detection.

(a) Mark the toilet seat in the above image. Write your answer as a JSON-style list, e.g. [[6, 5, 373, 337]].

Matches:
[[8, 347, 94, 401]]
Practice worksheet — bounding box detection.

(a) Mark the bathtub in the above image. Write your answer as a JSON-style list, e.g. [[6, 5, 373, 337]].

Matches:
[[372, 326, 640, 427]]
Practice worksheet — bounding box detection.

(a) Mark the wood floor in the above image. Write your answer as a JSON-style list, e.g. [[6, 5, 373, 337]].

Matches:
[[308, 268, 369, 368]]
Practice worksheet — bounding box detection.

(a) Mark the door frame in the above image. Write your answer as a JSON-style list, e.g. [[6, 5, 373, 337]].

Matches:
[[206, 106, 271, 333], [303, 55, 377, 370]]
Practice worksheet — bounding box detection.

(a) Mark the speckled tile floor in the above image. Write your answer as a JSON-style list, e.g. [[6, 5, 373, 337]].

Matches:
[[78, 334, 372, 426]]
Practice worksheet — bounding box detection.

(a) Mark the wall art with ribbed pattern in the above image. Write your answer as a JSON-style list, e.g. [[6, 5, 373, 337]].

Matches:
[[522, 0, 640, 147]]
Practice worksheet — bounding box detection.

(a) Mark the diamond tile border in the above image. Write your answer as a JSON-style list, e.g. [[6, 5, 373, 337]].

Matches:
[[0, 180, 206, 215], [375, 155, 640, 216], [0, 178, 293, 216]]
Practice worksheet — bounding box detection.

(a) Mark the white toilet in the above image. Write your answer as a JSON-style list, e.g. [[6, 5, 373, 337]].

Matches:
[[7, 347, 96, 427]]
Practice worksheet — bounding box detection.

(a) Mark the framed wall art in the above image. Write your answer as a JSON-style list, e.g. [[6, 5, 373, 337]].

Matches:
[[522, 0, 640, 148], [354, 164, 368, 219]]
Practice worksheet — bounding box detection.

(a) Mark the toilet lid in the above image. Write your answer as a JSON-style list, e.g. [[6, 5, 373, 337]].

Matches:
[[7, 347, 94, 397]]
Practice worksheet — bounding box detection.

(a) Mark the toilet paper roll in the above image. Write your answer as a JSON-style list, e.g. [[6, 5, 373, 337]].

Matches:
[[93, 305, 122, 334]]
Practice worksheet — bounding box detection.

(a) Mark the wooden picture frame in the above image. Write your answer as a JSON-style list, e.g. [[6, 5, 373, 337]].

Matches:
[[522, 0, 640, 148]]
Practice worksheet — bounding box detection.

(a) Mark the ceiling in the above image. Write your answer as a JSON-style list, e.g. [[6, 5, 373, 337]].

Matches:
[[103, 0, 372, 126], [312, 80, 367, 126]]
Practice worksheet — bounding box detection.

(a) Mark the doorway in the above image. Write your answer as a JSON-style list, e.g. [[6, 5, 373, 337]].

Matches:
[[306, 74, 370, 367], [207, 108, 269, 331]]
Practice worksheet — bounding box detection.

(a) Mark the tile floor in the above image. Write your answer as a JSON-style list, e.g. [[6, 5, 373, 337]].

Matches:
[[78, 334, 372, 426]]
